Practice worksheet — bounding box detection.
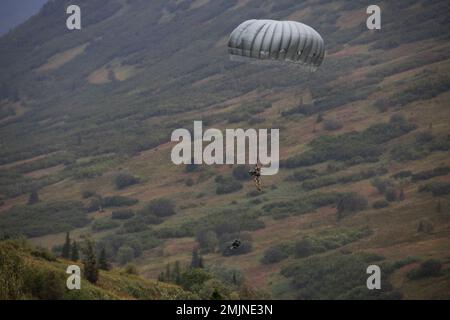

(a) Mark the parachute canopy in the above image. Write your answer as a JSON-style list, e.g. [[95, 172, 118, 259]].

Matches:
[[228, 19, 325, 70]]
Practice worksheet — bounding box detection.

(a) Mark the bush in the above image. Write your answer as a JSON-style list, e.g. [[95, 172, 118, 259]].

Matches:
[[417, 220, 434, 234], [196, 230, 219, 254], [323, 119, 343, 131], [216, 177, 243, 195], [0, 201, 89, 238], [371, 178, 394, 195], [123, 263, 139, 275], [142, 198, 176, 217], [81, 190, 96, 199], [120, 218, 148, 233], [92, 218, 120, 231], [419, 182, 450, 197], [411, 166, 450, 182], [102, 196, 139, 208], [407, 259, 442, 280], [372, 200, 389, 209], [337, 193, 368, 220], [384, 188, 397, 202], [392, 171, 412, 179], [117, 245, 135, 265], [232, 166, 251, 181], [261, 246, 288, 264], [281, 253, 399, 300], [111, 209, 135, 220], [115, 173, 140, 190], [282, 120, 416, 169], [294, 238, 322, 258]]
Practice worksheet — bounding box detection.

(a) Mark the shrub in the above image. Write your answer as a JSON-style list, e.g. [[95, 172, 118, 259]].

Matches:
[[261, 246, 288, 264], [81, 190, 95, 199], [216, 177, 243, 195], [111, 209, 135, 220], [115, 173, 140, 190], [232, 166, 251, 181], [124, 263, 139, 275], [102, 196, 138, 207], [407, 259, 442, 280], [120, 218, 148, 233], [117, 245, 135, 265], [419, 182, 450, 196], [371, 178, 394, 195], [92, 218, 120, 231], [337, 193, 368, 220], [294, 238, 322, 258], [196, 230, 219, 254], [411, 166, 450, 182], [143, 198, 176, 217], [323, 119, 343, 131], [417, 220, 433, 234], [372, 200, 389, 209], [384, 188, 397, 202], [0, 201, 89, 238], [281, 253, 399, 300], [27, 191, 39, 205], [392, 171, 412, 179]]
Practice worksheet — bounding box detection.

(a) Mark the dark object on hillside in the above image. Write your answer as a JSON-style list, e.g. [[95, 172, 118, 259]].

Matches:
[[27, 190, 39, 205], [230, 239, 241, 250], [248, 164, 262, 192]]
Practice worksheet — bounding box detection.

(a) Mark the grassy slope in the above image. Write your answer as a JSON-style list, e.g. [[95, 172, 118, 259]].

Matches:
[[0, 0, 450, 299], [0, 240, 194, 300]]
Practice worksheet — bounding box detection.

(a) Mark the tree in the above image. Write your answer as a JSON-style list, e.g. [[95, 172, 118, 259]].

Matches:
[[165, 263, 171, 282], [190, 247, 203, 268], [61, 232, 71, 259], [385, 188, 397, 202], [82, 239, 99, 283], [71, 241, 79, 261], [436, 200, 442, 213], [316, 113, 324, 123], [98, 248, 109, 270], [173, 261, 181, 284], [144, 198, 176, 217], [399, 189, 405, 201], [117, 246, 134, 266], [336, 193, 368, 220], [27, 191, 39, 205], [115, 173, 140, 190], [211, 289, 223, 300]]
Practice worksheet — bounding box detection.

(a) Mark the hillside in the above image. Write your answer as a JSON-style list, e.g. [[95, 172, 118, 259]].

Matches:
[[0, 239, 194, 300], [1, 0, 450, 299]]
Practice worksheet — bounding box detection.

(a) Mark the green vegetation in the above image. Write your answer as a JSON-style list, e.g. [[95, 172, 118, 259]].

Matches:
[[115, 172, 140, 190], [294, 228, 372, 258], [0, 0, 449, 300], [407, 260, 443, 280], [111, 209, 135, 220], [283, 118, 416, 169], [0, 201, 89, 237], [336, 193, 368, 220], [215, 175, 243, 195], [0, 239, 194, 299], [281, 252, 401, 300], [419, 182, 450, 197], [141, 198, 175, 217]]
